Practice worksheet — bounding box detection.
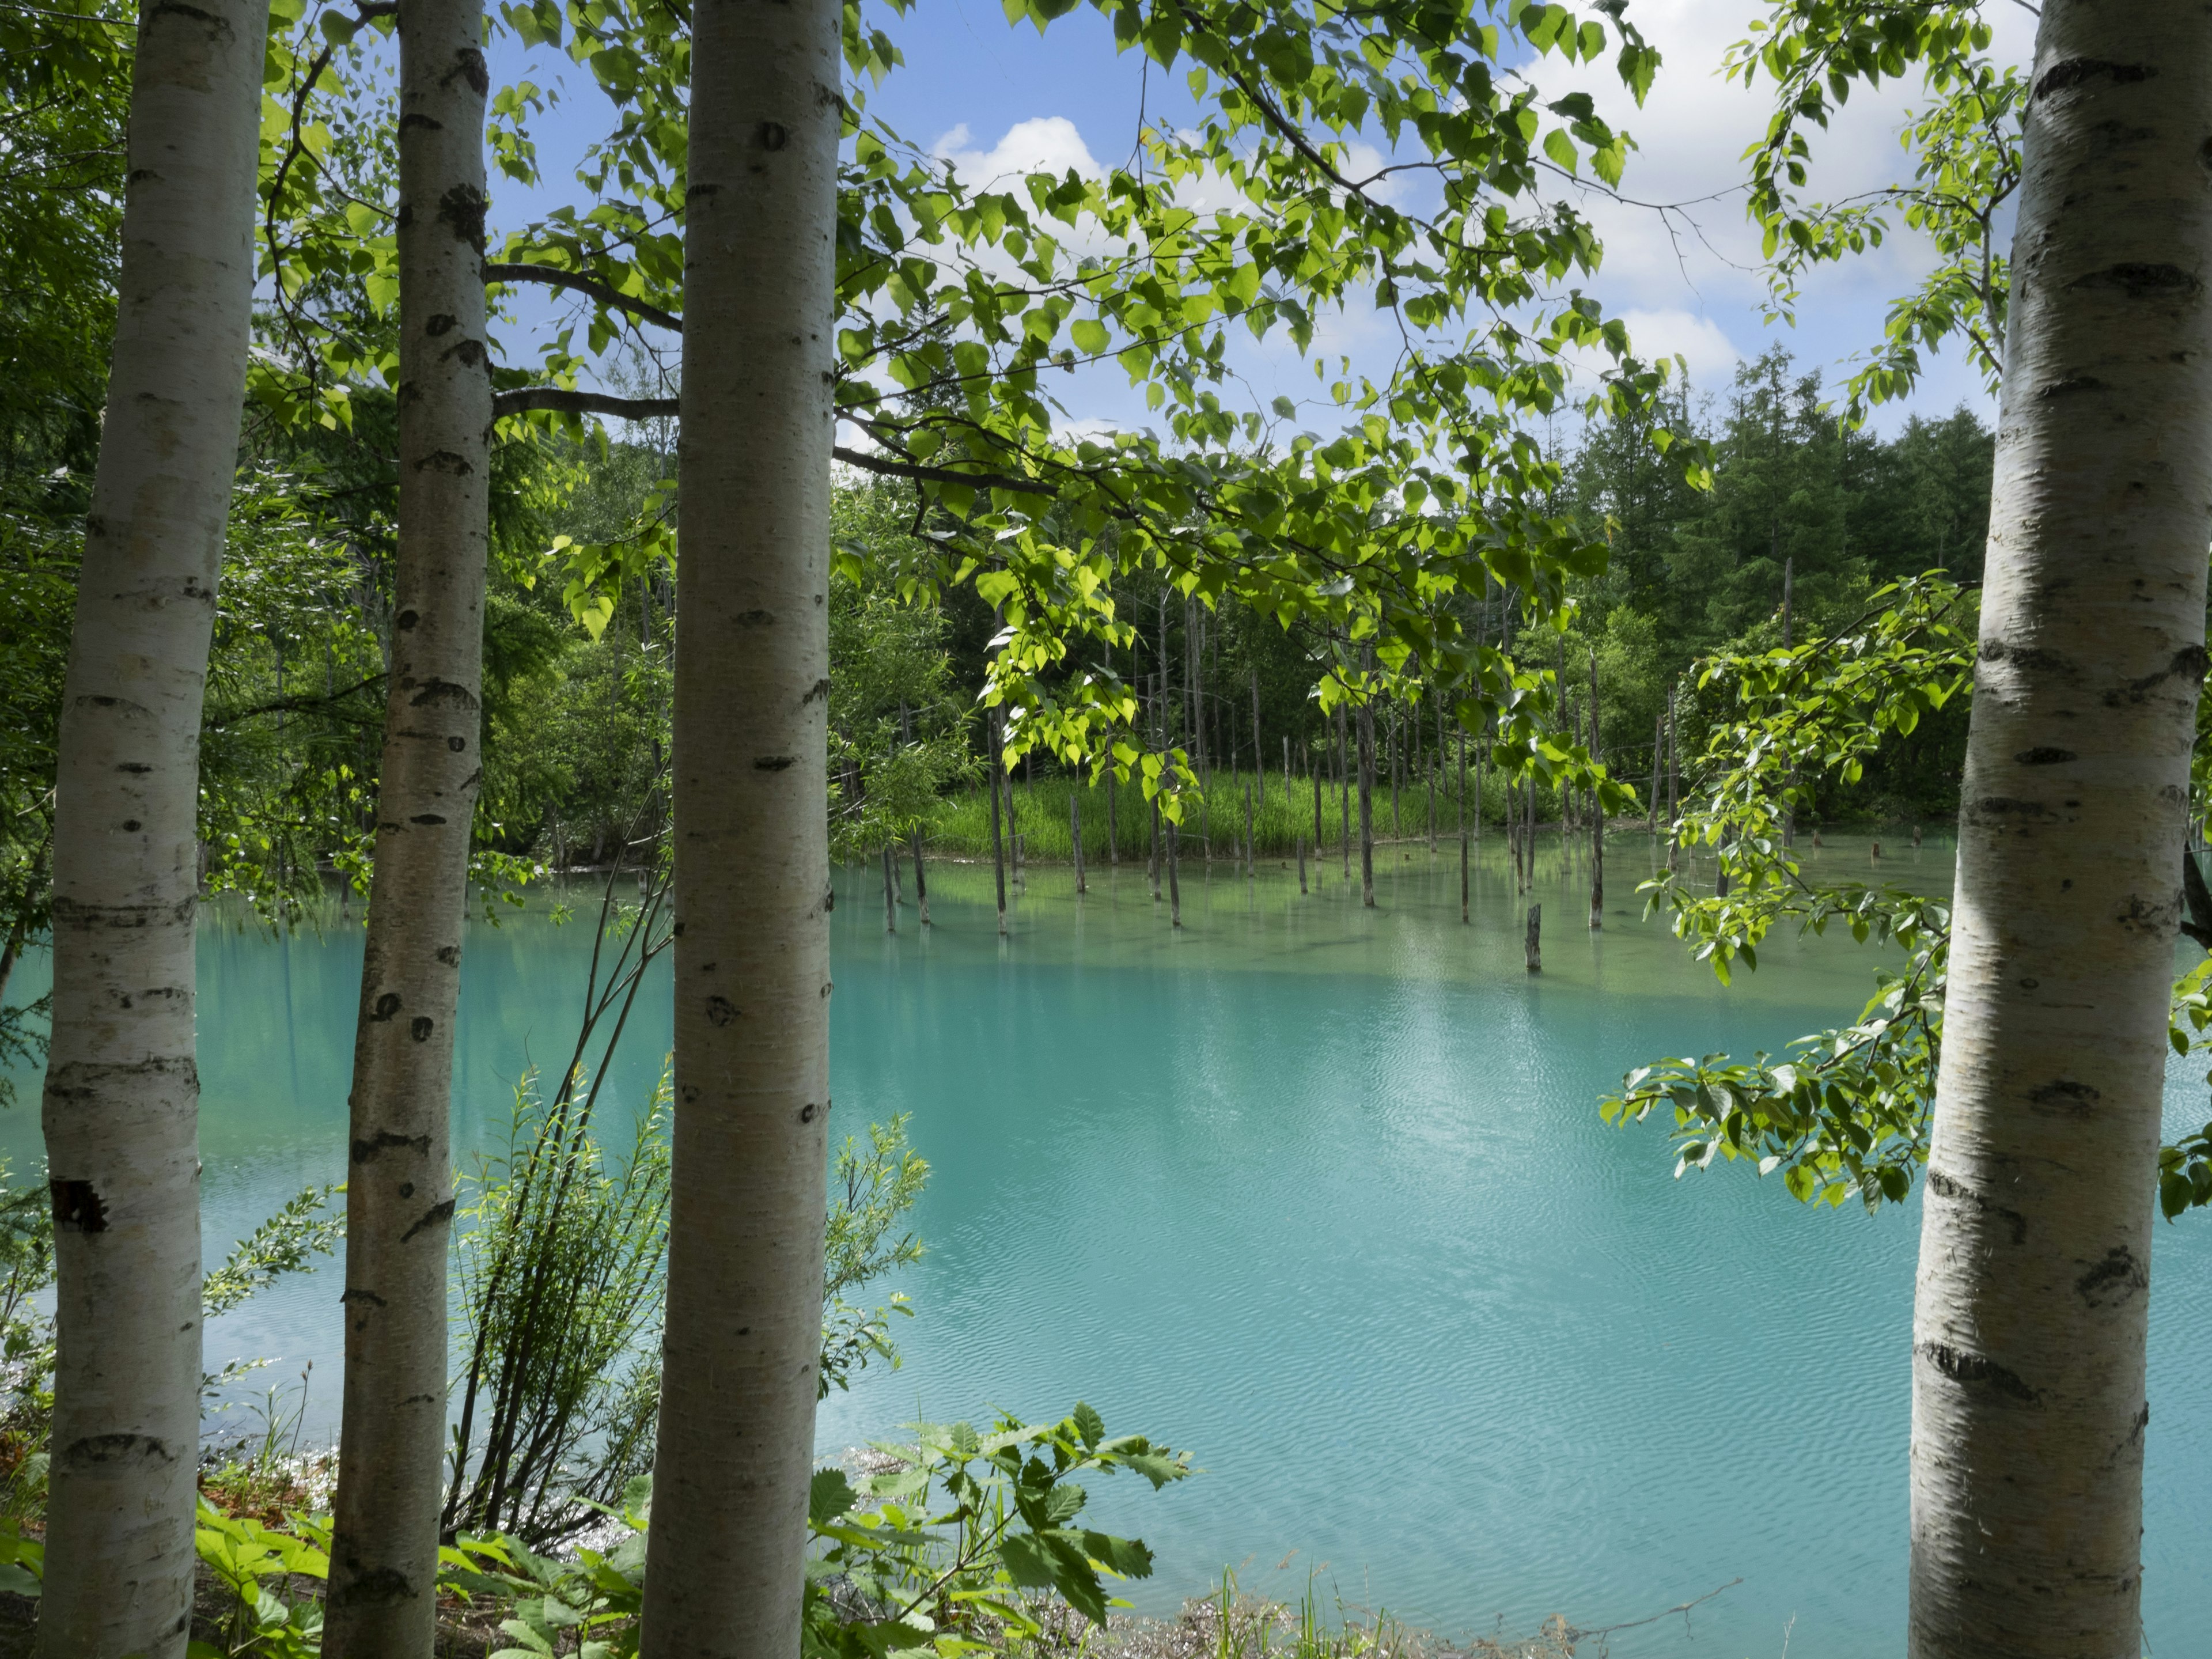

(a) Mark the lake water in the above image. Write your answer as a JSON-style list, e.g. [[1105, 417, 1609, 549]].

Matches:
[[5, 831, 2210, 1657]]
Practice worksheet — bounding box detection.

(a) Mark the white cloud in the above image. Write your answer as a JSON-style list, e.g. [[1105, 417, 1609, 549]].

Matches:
[[1616, 306, 1742, 387], [933, 116, 1103, 188]]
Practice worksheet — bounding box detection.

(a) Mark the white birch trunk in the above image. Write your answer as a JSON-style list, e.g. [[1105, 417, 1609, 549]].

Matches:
[[1910, 5, 2212, 1653], [323, 2, 490, 1649], [638, 0, 839, 1646], [37, 0, 264, 1649]]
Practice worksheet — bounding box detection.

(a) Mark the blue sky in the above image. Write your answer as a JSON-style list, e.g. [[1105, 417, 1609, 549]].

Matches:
[[480, 0, 2027, 440]]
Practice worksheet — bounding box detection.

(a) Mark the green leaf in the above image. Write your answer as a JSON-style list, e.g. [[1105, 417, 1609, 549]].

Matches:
[[1069, 319, 1109, 357]]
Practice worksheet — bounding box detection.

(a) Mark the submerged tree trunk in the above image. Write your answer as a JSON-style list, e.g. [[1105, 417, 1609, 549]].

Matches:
[[1523, 902, 1540, 973], [910, 826, 929, 926], [1356, 685, 1376, 908], [1588, 650, 1603, 931], [638, 0, 839, 1648], [881, 844, 896, 932], [1166, 817, 1181, 927], [1910, 7, 2212, 1656], [1337, 696, 1350, 879], [1108, 763, 1118, 864], [38, 0, 266, 1646], [324, 12, 493, 1642], [990, 713, 1007, 935]]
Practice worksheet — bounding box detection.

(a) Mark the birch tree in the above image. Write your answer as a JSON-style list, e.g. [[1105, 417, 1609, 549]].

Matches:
[[1609, 0, 2212, 1649], [1909, 5, 2211, 1649], [36, 0, 266, 1649], [634, 0, 841, 1647], [323, 0, 492, 1649]]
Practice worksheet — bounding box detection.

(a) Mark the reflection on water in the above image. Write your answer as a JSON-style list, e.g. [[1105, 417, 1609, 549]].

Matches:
[[3, 831, 2207, 1657]]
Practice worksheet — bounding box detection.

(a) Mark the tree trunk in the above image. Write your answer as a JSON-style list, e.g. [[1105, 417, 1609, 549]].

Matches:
[[1149, 791, 1162, 902], [1311, 742, 1322, 860], [638, 0, 839, 1647], [1523, 902, 1540, 973], [1166, 816, 1181, 927], [1297, 833, 1306, 894], [1244, 782, 1254, 878], [1588, 650, 1603, 931], [1357, 682, 1376, 908], [1252, 669, 1264, 808], [1909, 7, 2212, 1655], [1337, 695, 1350, 878], [910, 826, 929, 927], [1108, 763, 1118, 864], [324, 18, 494, 1638], [1650, 712, 1662, 833], [882, 843, 896, 932], [1460, 827, 1469, 924], [989, 713, 1007, 935], [37, 0, 265, 1646]]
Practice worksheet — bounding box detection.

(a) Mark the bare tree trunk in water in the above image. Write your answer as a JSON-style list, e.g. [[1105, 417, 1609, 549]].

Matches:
[[1910, 7, 2212, 1655], [1523, 903, 1540, 973], [38, 0, 265, 1646], [988, 718, 1007, 935], [1166, 817, 1181, 926], [1311, 744, 1322, 859], [1336, 695, 1350, 880], [1149, 791, 1162, 902], [324, 1, 494, 1649], [1356, 678, 1377, 907], [881, 844, 896, 933], [1108, 763, 1118, 864], [1297, 834, 1306, 894], [639, 0, 839, 1647], [1071, 794, 1084, 893], [1587, 650, 1604, 930], [910, 826, 929, 926]]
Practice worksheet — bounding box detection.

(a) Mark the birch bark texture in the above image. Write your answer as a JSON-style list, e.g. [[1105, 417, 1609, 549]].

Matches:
[[639, 0, 840, 1648], [37, 0, 265, 1649], [1909, 8, 2212, 1655], [324, 4, 491, 1650]]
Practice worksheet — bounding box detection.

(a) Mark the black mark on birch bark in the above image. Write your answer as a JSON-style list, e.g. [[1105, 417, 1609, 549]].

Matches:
[[756, 122, 788, 150], [735, 609, 775, 627], [2014, 747, 2076, 766], [2075, 1245, 2148, 1306], [2069, 263, 2203, 302], [706, 996, 738, 1027], [340, 1287, 388, 1308], [452, 46, 489, 94], [396, 609, 419, 630], [415, 449, 476, 476], [58, 1432, 176, 1468], [50, 1179, 107, 1233], [755, 755, 797, 771], [408, 677, 480, 710], [1917, 1341, 2040, 1403], [329, 1566, 420, 1608], [352, 1130, 430, 1163], [1925, 1168, 2028, 1245], [410, 814, 447, 826], [436, 183, 488, 252], [2033, 59, 2153, 99], [2029, 1078, 2102, 1115], [400, 1198, 456, 1242], [372, 992, 402, 1021], [410, 1016, 434, 1041], [426, 313, 456, 336]]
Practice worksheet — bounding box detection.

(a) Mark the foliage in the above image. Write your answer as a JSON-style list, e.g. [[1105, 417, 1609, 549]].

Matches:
[[1608, 570, 2212, 1218], [188, 1506, 332, 1659], [830, 480, 978, 862], [1728, 0, 2021, 419], [446, 1065, 673, 1545], [803, 1404, 1190, 1655], [821, 1116, 929, 1400]]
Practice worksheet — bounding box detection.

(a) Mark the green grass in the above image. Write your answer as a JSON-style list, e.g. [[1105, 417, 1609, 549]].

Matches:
[[919, 767, 1613, 863]]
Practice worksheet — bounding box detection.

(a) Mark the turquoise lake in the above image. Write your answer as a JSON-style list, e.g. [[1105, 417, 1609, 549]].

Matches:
[[5, 830, 2209, 1656]]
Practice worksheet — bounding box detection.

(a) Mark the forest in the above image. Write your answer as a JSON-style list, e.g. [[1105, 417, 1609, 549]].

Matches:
[[0, 0, 2206, 1653]]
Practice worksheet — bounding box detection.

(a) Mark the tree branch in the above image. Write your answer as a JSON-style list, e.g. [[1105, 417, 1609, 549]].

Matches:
[[483, 262, 682, 334], [831, 446, 1054, 497], [493, 388, 679, 421]]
